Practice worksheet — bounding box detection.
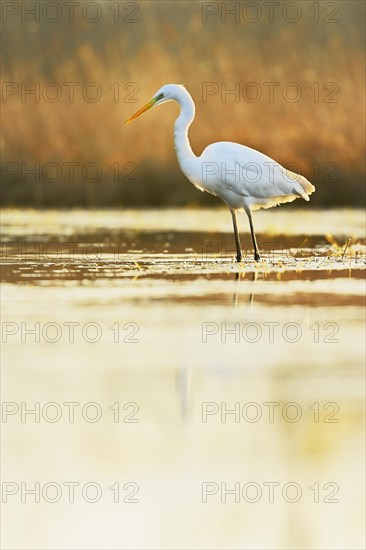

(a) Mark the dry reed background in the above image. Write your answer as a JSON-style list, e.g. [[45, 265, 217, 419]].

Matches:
[[1, 0, 365, 207]]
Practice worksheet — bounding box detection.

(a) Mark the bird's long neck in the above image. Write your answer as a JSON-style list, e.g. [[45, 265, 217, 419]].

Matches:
[[173, 92, 197, 177]]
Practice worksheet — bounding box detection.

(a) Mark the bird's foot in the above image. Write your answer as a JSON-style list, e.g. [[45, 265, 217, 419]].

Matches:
[[254, 253, 261, 262], [236, 253, 243, 263]]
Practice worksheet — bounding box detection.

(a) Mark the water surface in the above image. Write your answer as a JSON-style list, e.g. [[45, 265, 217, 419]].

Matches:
[[1, 208, 365, 549]]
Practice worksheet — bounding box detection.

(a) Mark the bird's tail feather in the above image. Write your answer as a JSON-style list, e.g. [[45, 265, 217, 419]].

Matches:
[[285, 169, 315, 201]]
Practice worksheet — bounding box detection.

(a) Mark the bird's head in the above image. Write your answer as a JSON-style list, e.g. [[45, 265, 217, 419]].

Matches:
[[125, 84, 186, 124]]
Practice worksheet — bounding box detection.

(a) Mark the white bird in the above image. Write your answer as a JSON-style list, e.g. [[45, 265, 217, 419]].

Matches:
[[125, 84, 315, 262]]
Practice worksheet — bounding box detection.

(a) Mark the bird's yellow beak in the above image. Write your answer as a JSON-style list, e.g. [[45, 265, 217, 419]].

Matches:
[[125, 97, 157, 124]]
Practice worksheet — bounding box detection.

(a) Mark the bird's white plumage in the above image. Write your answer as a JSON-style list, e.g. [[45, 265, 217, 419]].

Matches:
[[194, 141, 315, 212], [140, 84, 314, 214], [125, 83, 315, 261]]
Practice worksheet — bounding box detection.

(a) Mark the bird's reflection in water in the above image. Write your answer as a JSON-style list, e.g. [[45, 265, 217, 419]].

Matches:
[[175, 270, 259, 421], [175, 366, 190, 421], [233, 269, 258, 307]]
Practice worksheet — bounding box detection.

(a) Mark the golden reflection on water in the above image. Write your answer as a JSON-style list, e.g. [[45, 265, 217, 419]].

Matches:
[[1, 209, 365, 549]]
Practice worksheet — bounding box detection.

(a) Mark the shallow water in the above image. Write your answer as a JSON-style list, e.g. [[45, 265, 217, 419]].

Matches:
[[1, 208, 365, 549]]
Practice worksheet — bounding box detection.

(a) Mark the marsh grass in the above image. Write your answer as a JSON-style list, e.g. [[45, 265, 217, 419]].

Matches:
[[1, 1, 364, 207]]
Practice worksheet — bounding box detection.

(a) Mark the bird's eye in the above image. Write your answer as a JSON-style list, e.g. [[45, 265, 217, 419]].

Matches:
[[157, 93, 164, 100]]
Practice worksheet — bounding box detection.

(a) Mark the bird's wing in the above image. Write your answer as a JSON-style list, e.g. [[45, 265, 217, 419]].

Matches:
[[223, 152, 305, 199], [202, 142, 314, 200]]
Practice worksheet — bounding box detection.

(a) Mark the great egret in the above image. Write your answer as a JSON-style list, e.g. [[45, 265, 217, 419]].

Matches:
[[125, 84, 315, 262]]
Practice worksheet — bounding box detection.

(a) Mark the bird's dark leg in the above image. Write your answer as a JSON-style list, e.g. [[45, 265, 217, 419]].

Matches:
[[230, 209, 242, 262], [247, 210, 261, 262]]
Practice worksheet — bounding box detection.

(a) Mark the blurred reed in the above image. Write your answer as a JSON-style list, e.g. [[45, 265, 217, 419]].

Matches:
[[1, 1, 364, 207]]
